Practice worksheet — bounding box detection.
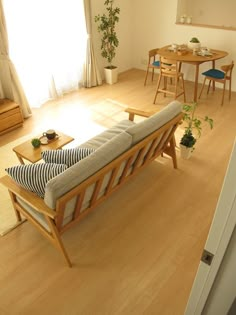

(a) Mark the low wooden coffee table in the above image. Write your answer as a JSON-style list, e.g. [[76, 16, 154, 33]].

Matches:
[[13, 131, 74, 164]]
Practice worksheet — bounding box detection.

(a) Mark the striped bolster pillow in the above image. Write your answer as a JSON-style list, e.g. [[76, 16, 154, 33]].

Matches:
[[41, 147, 95, 167], [5, 163, 67, 198]]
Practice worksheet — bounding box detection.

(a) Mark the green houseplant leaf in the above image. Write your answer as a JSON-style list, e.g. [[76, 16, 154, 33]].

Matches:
[[190, 37, 200, 43], [31, 138, 41, 148], [180, 103, 214, 151], [95, 0, 120, 69], [180, 131, 196, 149]]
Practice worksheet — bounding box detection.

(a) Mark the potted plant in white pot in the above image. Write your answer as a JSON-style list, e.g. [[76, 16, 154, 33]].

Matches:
[[95, 0, 120, 85], [188, 37, 201, 50], [180, 103, 214, 159]]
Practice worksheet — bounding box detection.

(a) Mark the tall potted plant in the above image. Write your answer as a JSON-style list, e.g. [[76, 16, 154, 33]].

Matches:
[[95, 0, 120, 84], [180, 103, 213, 159]]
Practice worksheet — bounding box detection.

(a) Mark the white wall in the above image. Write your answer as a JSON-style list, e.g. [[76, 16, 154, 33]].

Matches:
[[91, 0, 236, 90]]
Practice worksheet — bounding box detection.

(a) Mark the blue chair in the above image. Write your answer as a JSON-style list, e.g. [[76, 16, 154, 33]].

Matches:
[[199, 61, 234, 106], [144, 48, 160, 85]]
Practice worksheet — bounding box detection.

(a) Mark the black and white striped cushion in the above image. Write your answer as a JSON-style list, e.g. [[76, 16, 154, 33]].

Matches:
[[41, 147, 95, 167], [5, 163, 67, 198]]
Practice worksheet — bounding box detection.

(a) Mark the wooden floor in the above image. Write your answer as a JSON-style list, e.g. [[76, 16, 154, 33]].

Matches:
[[0, 69, 236, 315]]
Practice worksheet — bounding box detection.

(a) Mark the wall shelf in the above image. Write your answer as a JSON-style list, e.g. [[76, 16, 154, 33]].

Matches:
[[176, 0, 236, 32], [176, 22, 236, 32]]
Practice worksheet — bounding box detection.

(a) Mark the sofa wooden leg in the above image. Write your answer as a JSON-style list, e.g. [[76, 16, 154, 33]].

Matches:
[[169, 137, 178, 169], [9, 191, 23, 222], [164, 137, 178, 169], [46, 218, 72, 268]]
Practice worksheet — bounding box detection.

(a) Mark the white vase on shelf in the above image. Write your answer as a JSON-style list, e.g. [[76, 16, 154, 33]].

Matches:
[[186, 16, 192, 24]]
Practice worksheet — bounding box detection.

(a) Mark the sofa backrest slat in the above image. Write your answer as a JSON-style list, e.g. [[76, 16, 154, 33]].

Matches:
[[73, 190, 86, 219], [130, 146, 146, 175], [143, 135, 164, 164], [150, 130, 171, 161], [154, 125, 176, 158], [105, 167, 120, 195], [55, 205, 66, 230], [90, 178, 104, 206], [119, 154, 136, 183]]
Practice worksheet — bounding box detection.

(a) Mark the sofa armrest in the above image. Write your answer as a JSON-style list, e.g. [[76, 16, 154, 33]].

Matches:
[[0, 175, 56, 219], [125, 107, 156, 121]]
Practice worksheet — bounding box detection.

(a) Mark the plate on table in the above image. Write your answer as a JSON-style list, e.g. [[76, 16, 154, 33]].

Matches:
[[197, 51, 213, 57], [39, 135, 59, 145], [39, 136, 49, 145]]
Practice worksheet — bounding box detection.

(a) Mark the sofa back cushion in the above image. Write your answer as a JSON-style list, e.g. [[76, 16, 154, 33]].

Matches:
[[44, 131, 132, 209], [79, 120, 134, 149], [126, 100, 182, 145]]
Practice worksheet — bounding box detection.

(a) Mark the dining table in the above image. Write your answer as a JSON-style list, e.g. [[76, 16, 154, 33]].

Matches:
[[158, 45, 228, 102]]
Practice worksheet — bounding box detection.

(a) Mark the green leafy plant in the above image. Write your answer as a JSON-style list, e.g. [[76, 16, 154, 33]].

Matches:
[[94, 0, 120, 69], [180, 131, 196, 148], [180, 103, 213, 151], [31, 138, 41, 148], [190, 37, 200, 43]]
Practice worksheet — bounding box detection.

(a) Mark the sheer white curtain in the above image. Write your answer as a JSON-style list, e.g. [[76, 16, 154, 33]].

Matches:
[[83, 0, 102, 87], [0, 0, 31, 117], [3, 0, 87, 107]]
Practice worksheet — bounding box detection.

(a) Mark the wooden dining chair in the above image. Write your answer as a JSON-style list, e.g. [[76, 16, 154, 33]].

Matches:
[[199, 61, 234, 106], [144, 48, 160, 85], [153, 56, 186, 104]]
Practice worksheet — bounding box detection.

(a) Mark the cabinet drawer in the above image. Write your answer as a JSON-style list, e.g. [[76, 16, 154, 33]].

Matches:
[[0, 107, 20, 120], [0, 112, 23, 132], [0, 99, 24, 134]]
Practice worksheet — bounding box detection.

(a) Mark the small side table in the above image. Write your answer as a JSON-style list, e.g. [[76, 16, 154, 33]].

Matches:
[[13, 131, 74, 164]]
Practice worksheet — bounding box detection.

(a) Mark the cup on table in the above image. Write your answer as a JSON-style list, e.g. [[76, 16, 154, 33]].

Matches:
[[200, 47, 208, 56], [43, 129, 58, 140], [171, 43, 178, 52]]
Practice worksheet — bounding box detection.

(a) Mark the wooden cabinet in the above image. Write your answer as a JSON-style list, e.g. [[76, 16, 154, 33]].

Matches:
[[0, 99, 24, 135]]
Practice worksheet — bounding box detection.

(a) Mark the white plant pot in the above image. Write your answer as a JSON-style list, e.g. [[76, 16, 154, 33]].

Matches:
[[180, 144, 193, 159], [188, 41, 201, 50], [104, 67, 118, 85]]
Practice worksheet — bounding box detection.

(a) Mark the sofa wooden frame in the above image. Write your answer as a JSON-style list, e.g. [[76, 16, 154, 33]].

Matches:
[[0, 108, 183, 267]]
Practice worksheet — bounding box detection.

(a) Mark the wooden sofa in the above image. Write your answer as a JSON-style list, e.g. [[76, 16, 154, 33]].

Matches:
[[0, 101, 183, 267]]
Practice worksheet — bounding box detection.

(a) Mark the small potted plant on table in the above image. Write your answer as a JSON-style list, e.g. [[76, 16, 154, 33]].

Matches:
[[188, 37, 201, 50], [180, 103, 213, 159], [95, 0, 120, 85], [31, 138, 41, 148]]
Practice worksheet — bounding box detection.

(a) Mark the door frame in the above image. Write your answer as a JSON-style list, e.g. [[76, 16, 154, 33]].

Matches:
[[184, 140, 236, 315]]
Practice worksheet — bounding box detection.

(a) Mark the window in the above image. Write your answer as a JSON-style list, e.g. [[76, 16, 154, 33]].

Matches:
[[3, 0, 87, 107]]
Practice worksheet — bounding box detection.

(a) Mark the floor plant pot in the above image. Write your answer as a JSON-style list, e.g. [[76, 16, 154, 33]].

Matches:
[[104, 67, 118, 85], [180, 144, 193, 159]]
